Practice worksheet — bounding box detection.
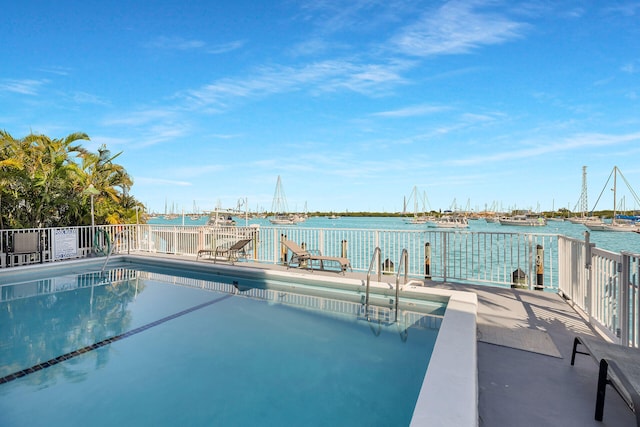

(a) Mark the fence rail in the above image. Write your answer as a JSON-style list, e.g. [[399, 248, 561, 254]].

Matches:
[[1, 224, 639, 348]]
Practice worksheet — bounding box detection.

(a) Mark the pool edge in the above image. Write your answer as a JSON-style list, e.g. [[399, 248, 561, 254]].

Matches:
[[408, 285, 478, 427]]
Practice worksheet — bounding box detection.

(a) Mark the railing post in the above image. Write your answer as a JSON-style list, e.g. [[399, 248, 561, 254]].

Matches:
[[341, 239, 347, 259], [585, 231, 594, 320], [301, 242, 307, 268], [620, 253, 630, 345], [280, 234, 287, 264], [535, 244, 544, 291], [424, 242, 431, 279], [442, 233, 448, 283]]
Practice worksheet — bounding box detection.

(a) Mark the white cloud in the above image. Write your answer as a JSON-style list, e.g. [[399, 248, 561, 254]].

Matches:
[[144, 36, 206, 50], [372, 104, 450, 117], [136, 177, 192, 186], [181, 59, 411, 110], [0, 79, 48, 95], [207, 40, 245, 54], [450, 131, 640, 166], [392, 1, 527, 57]]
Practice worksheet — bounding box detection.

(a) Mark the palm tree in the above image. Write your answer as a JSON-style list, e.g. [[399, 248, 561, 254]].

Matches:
[[0, 131, 140, 228], [78, 145, 134, 225]]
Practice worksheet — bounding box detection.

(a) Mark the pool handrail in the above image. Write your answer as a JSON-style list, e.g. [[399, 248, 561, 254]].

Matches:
[[395, 248, 408, 321], [364, 246, 381, 320]]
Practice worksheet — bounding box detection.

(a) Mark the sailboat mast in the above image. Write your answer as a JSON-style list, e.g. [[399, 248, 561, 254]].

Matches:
[[613, 166, 618, 225]]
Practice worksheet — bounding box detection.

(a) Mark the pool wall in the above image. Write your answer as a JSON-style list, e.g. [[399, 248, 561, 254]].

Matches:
[[407, 284, 478, 426], [0, 254, 478, 426]]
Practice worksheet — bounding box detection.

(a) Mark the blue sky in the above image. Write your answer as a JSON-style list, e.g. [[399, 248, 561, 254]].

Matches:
[[2, 1, 639, 214]]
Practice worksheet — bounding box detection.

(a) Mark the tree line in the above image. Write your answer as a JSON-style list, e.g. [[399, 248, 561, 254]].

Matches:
[[0, 131, 143, 229]]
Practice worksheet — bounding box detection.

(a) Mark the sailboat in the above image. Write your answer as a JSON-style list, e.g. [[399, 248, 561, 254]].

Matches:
[[403, 186, 432, 224], [585, 166, 640, 232], [269, 176, 297, 225]]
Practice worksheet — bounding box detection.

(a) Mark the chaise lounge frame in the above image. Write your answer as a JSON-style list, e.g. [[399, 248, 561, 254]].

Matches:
[[280, 239, 351, 275], [197, 238, 252, 264], [571, 335, 640, 426]]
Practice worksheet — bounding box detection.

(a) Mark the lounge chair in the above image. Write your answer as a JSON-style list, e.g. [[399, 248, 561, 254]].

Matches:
[[280, 239, 351, 274], [197, 239, 252, 264], [571, 336, 640, 426]]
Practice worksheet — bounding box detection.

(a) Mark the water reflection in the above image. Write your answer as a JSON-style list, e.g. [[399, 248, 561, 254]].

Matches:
[[0, 269, 143, 384]]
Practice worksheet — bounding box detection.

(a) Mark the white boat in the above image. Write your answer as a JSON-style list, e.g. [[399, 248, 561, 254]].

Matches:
[[566, 216, 602, 225], [430, 216, 469, 228], [405, 215, 432, 224], [269, 214, 297, 225], [584, 166, 640, 233], [403, 186, 432, 225], [328, 214, 340, 220], [268, 176, 304, 225], [498, 215, 547, 227], [208, 215, 236, 226], [585, 220, 638, 232]]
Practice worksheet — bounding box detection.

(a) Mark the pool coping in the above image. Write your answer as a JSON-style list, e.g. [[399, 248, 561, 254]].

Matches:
[[0, 255, 478, 426]]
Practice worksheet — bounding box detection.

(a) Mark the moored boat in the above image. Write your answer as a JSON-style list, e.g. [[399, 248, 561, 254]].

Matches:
[[429, 215, 469, 228], [498, 215, 546, 227]]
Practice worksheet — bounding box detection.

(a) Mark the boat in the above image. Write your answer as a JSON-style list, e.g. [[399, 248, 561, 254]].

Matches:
[[207, 214, 236, 226], [429, 215, 469, 229], [584, 166, 640, 232], [584, 220, 637, 232], [328, 214, 340, 220], [407, 215, 432, 224], [498, 214, 546, 227], [566, 216, 602, 224], [268, 176, 303, 225], [402, 186, 432, 225], [269, 215, 297, 225]]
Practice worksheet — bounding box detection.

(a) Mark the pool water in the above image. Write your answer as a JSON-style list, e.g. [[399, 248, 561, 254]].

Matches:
[[0, 265, 441, 427]]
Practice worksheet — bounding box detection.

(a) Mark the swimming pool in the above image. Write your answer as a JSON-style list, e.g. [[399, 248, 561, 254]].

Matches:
[[0, 255, 477, 426]]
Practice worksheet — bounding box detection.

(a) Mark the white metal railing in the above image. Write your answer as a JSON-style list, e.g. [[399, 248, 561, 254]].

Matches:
[[3, 224, 640, 348], [1, 224, 559, 288], [557, 232, 640, 348]]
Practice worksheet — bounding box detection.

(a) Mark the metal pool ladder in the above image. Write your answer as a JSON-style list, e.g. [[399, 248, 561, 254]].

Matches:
[[394, 249, 408, 322], [101, 229, 130, 274], [364, 247, 381, 320]]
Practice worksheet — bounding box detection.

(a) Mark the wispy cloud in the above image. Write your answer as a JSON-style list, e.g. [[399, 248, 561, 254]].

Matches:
[[207, 40, 245, 54], [144, 36, 206, 50], [135, 177, 192, 186], [172, 164, 226, 178], [102, 109, 176, 127], [181, 59, 411, 109], [450, 131, 640, 166], [605, 3, 640, 17], [0, 79, 48, 95], [37, 66, 72, 76], [372, 104, 450, 117], [391, 0, 527, 57], [69, 91, 110, 106], [144, 36, 245, 54], [100, 108, 191, 147]]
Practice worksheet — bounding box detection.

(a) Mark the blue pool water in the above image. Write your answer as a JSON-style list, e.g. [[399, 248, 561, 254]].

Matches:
[[0, 264, 441, 426]]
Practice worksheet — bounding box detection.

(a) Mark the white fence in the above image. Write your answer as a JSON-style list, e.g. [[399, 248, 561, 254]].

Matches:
[[558, 232, 640, 347], [2, 224, 639, 347]]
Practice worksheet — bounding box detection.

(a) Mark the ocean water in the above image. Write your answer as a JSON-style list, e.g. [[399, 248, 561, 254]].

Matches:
[[148, 215, 640, 255]]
